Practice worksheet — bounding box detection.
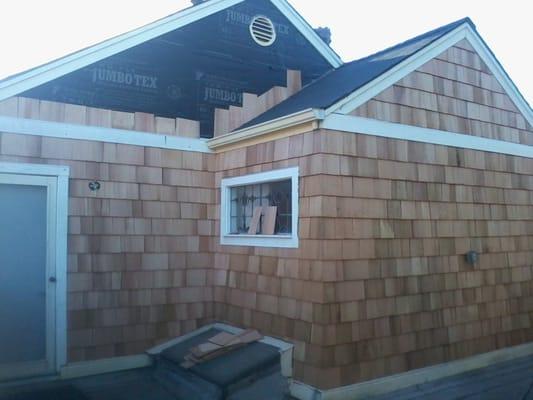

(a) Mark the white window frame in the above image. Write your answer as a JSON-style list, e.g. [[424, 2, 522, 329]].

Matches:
[[220, 167, 299, 248]]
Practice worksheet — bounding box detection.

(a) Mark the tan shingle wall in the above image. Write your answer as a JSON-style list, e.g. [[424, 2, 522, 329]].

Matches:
[[1, 123, 532, 388], [214, 129, 533, 389], [0, 133, 215, 362], [351, 40, 533, 145]]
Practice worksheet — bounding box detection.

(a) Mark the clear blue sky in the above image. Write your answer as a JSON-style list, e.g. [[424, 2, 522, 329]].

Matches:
[[1, 0, 531, 104]]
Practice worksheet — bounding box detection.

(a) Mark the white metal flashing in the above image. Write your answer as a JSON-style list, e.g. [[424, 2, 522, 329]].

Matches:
[[326, 23, 533, 128], [270, 0, 342, 67], [208, 108, 323, 149], [327, 24, 470, 116], [290, 341, 533, 400], [60, 355, 152, 380], [0, 0, 341, 102], [0, 116, 212, 153], [322, 114, 533, 158], [464, 29, 533, 128]]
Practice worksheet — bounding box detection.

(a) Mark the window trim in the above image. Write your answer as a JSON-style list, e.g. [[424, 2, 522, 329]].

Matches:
[[220, 167, 299, 248]]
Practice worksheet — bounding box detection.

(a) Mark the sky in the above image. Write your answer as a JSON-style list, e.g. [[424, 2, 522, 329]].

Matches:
[[0, 0, 531, 104]]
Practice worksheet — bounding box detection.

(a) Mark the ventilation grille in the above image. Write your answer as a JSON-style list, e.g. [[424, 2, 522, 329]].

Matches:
[[249, 16, 277, 46]]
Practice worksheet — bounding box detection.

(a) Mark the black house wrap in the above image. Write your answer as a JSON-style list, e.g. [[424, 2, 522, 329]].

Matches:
[[21, 0, 332, 137]]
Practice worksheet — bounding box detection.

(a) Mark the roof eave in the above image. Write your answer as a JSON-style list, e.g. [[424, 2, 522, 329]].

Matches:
[[207, 108, 324, 150], [324, 21, 533, 127], [271, 0, 342, 67], [0, 0, 342, 103], [325, 22, 472, 116], [0, 0, 244, 102]]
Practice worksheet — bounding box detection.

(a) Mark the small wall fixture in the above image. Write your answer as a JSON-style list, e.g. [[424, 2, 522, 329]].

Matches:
[[88, 181, 101, 191], [465, 250, 479, 265]]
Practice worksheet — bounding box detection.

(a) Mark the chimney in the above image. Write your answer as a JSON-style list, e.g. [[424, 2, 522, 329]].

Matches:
[[191, 0, 209, 5], [314, 27, 332, 45]]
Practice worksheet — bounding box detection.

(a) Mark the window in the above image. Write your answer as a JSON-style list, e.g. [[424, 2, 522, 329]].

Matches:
[[220, 167, 299, 248]]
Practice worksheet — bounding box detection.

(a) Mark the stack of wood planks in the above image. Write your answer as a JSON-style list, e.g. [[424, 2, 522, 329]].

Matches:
[[181, 330, 263, 368]]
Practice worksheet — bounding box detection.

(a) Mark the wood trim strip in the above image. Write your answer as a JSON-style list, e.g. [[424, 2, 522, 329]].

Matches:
[[322, 114, 533, 158], [290, 341, 533, 400], [0, 116, 212, 153]]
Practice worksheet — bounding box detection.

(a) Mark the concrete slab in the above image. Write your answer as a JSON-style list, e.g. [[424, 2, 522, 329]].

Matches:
[[370, 355, 533, 400]]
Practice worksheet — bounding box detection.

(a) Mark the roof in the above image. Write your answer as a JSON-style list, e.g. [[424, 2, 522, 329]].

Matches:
[[240, 18, 474, 129], [0, 0, 342, 102]]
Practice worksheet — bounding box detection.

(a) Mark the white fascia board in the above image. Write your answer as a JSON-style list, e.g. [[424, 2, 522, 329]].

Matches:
[[322, 114, 533, 159], [0, 0, 342, 102], [326, 24, 471, 116], [0, 161, 70, 177], [326, 23, 533, 129], [0, 0, 243, 102], [0, 116, 212, 153], [208, 108, 323, 149], [270, 0, 342, 68], [464, 28, 533, 127]]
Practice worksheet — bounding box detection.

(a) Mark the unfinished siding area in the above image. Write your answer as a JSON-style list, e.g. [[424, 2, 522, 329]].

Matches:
[[0, 111, 215, 361]]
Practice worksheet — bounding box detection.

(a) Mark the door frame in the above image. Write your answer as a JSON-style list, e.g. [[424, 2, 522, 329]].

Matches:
[[0, 162, 69, 378]]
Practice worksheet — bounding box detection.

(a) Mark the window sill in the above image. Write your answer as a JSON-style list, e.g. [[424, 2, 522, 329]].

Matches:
[[220, 234, 298, 248]]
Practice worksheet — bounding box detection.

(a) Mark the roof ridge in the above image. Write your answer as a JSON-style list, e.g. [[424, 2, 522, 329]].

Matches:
[[237, 17, 476, 130], [346, 17, 474, 66], [284, 17, 473, 95]]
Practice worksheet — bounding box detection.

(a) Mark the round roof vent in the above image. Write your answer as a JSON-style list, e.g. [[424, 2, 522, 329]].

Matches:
[[249, 16, 277, 47]]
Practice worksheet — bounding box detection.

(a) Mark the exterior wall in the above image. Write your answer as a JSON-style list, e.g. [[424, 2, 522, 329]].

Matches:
[[0, 131, 215, 362], [1, 108, 532, 389], [1, 38, 533, 390], [297, 132, 533, 388], [212, 129, 533, 389], [351, 39, 533, 145]]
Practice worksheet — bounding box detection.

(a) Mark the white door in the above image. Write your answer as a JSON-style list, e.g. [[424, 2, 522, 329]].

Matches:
[[0, 173, 58, 381]]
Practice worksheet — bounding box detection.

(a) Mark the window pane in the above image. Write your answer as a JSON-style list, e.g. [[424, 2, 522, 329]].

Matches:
[[229, 178, 292, 235]]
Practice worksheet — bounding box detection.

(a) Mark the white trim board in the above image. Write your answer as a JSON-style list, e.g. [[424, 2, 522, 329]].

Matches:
[[220, 167, 299, 248], [326, 23, 533, 129], [270, 0, 342, 68], [290, 341, 533, 400], [0, 116, 212, 153], [322, 114, 533, 159], [0, 0, 341, 102], [208, 108, 323, 150]]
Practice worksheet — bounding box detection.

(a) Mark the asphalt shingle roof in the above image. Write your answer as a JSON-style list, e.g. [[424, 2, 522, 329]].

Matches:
[[240, 17, 474, 129]]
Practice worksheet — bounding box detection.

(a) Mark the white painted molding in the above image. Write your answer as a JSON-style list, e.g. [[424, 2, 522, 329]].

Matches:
[[55, 173, 69, 372], [0, 162, 69, 177], [290, 341, 533, 400], [0, 116, 212, 153], [0, 0, 341, 102], [208, 108, 323, 149], [322, 114, 533, 158], [327, 23, 533, 129], [220, 167, 299, 248], [270, 0, 342, 68], [0, 0, 244, 101], [464, 29, 533, 127], [60, 355, 152, 380], [328, 24, 470, 116]]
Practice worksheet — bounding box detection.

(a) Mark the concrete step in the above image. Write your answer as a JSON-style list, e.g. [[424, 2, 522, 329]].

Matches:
[[150, 326, 291, 400]]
